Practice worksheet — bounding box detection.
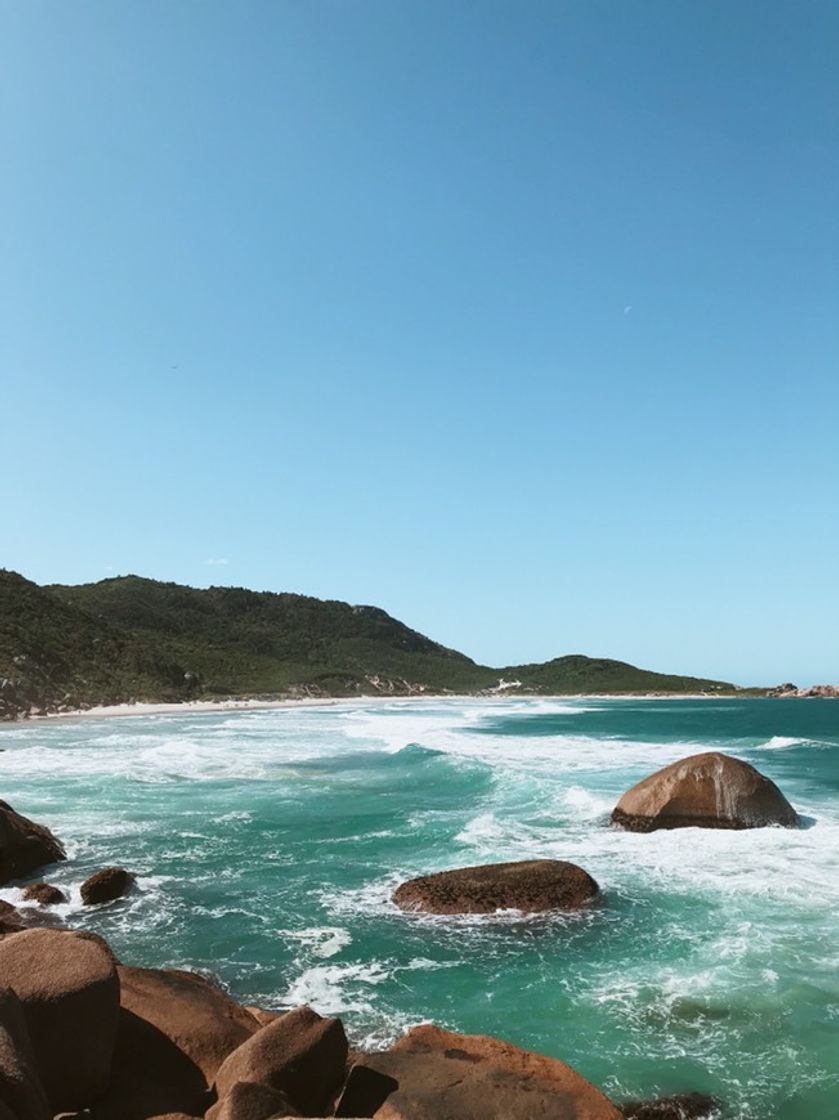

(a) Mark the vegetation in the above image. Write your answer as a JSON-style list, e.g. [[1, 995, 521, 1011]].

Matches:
[[0, 569, 736, 716]]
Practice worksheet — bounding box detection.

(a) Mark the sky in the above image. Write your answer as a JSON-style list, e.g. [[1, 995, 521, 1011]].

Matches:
[[2, 1, 837, 685]]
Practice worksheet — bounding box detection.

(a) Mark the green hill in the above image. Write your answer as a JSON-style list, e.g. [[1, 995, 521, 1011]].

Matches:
[[0, 570, 736, 717]]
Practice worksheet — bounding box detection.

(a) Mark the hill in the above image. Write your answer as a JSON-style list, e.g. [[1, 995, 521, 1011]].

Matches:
[[0, 570, 736, 717]]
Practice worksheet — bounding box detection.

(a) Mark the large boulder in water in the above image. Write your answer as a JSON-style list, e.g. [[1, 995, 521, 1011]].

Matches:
[[393, 859, 598, 914], [213, 1005, 348, 1116], [338, 1023, 622, 1120], [611, 752, 798, 832], [81, 867, 134, 905], [0, 929, 120, 1110], [21, 883, 66, 906], [0, 802, 65, 886]]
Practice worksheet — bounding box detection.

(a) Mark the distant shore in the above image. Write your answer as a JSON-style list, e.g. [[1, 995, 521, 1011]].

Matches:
[[3, 690, 766, 726]]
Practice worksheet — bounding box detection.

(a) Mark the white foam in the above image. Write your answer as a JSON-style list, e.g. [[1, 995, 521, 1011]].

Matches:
[[282, 926, 353, 958], [283, 960, 390, 1015], [758, 735, 807, 750]]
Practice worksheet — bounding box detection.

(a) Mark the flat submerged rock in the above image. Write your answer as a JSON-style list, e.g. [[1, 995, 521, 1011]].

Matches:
[[393, 859, 599, 915]]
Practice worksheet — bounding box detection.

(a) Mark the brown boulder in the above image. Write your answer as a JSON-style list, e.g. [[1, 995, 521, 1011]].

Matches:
[[244, 1005, 281, 1028], [0, 901, 25, 936], [393, 859, 598, 914], [72, 1068, 204, 1120], [81, 867, 134, 905], [0, 929, 120, 1110], [114, 967, 262, 1115], [205, 1079, 301, 1120], [213, 1005, 348, 1116], [611, 752, 798, 832], [0, 987, 51, 1120], [21, 882, 66, 905], [0, 802, 65, 886], [345, 1024, 620, 1120]]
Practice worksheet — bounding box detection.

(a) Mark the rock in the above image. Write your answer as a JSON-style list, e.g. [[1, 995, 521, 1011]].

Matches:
[[346, 1024, 621, 1119], [0, 987, 51, 1120], [21, 882, 66, 905], [244, 1006, 281, 1028], [0, 802, 65, 886], [0, 901, 25, 936], [611, 752, 798, 832], [205, 1079, 301, 1120], [767, 683, 797, 697], [114, 967, 262, 1116], [335, 1064, 399, 1117], [621, 1093, 719, 1119], [65, 1067, 207, 1120], [213, 1005, 348, 1116], [393, 859, 599, 914], [80, 866, 135, 905], [0, 928, 120, 1110], [0, 900, 64, 936]]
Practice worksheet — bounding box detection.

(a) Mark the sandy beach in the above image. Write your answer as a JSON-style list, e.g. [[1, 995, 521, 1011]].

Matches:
[[11, 690, 747, 726]]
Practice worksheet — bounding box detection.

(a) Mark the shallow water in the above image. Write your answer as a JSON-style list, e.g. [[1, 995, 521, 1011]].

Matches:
[[2, 697, 837, 1118]]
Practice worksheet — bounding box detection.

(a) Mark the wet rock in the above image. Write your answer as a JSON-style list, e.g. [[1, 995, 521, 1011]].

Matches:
[[213, 1005, 348, 1116], [611, 752, 798, 832], [80, 867, 134, 905], [393, 859, 599, 914], [0, 802, 65, 886], [0, 929, 120, 1111], [621, 1092, 719, 1119], [0, 901, 25, 936], [21, 883, 66, 905], [350, 1023, 621, 1119]]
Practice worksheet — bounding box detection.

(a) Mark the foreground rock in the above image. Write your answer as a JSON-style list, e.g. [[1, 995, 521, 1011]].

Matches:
[[338, 1023, 621, 1119], [621, 1093, 719, 1119], [214, 1005, 348, 1115], [114, 966, 262, 1115], [611, 752, 798, 832], [0, 929, 119, 1110], [0, 802, 65, 886], [205, 1079, 301, 1120], [0, 987, 51, 1120], [393, 859, 599, 914], [21, 882, 66, 905], [80, 867, 134, 905]]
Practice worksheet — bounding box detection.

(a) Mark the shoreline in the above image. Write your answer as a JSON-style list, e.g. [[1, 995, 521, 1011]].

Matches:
[[1, 689, 762, 727]]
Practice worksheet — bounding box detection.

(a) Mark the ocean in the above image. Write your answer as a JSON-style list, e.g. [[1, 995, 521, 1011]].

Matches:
[[1, 697, 837, 1118]]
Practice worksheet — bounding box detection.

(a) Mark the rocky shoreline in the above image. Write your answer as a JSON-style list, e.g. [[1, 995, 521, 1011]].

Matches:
[[0, 921, 719, 1120]]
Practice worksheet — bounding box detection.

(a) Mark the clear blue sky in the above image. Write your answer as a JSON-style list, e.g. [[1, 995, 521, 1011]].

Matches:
[[2, 1, 837, 685]]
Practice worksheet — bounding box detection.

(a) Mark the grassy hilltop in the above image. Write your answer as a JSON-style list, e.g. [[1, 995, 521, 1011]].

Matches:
[[0, 570, 735, 716]]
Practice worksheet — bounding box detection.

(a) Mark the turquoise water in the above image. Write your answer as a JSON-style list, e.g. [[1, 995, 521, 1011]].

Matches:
[[2, 697, 838, 1118]]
